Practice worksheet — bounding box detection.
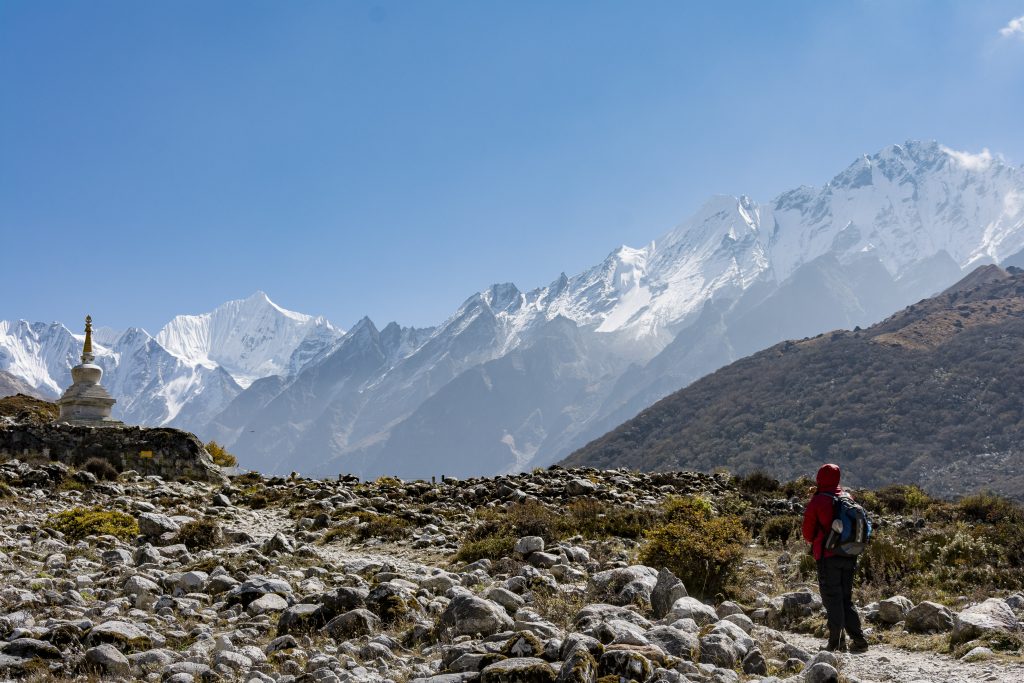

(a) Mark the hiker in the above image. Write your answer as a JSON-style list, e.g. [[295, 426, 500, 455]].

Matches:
[[802, 463, 869, 652]]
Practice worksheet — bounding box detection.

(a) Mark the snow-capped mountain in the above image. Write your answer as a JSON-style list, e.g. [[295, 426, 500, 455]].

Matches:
[[155, 291, 341, 388], [4, 141, 1023, 480], [0, 293, 342, 429]]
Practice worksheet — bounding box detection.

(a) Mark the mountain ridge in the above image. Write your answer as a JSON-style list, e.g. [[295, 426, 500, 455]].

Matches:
[[561, 264, 1024, 495], [4, 140, 1024, 478]]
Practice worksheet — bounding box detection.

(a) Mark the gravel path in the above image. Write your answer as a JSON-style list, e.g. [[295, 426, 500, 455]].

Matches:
[[784, 631, 1024, 683]]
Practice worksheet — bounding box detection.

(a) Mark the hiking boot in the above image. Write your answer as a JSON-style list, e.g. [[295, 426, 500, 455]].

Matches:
[[849, 638, 869, 653]]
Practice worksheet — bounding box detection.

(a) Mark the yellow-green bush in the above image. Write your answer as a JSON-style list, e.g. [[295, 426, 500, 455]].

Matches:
[[47, 507, 138, 541], [455, 533, 517, 563], [874, 484, 932, 514], [205, 441, 238, 468], [639, 496, 748, 599]]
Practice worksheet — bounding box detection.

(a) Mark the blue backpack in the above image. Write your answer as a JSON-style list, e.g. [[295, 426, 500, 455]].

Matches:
[[820, 492, 872, 557]]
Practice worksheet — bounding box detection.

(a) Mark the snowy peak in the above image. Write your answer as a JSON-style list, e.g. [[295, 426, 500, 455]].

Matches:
[[155, 292, 342, 387]]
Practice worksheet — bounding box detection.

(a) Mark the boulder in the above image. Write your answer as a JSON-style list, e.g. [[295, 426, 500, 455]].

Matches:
[[741, 648, 767, 676], [650, 568, 687, 619], [666, 597, 718, 625], [247, 593, 289, 615], [515, 537, 545, 556], [440, 594, 513, 637], [805, 662, 839, 683], [277, 603, 323, 635], [503, 631, 544, 658], [644, 626, 697, 659], [323, 608, 381, 640], [137, 512, 179, 538], [905, 601, 954, 633], [575, 604, 651, 644], [87, 620, 153, 650], [0, 638, 61, 659], [698, 633, 738, 669], [85, 643, 130, 677], [590, 566, 658, 607], [598, 649, 653, 682], [555, 646, 597, 683], [877, 596, 913, 625], [952, 598, 1019, 644], [480, 657, 556, 683]]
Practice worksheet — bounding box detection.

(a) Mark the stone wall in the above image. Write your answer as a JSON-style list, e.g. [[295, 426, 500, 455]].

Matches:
[[0, 423, 225, 483]]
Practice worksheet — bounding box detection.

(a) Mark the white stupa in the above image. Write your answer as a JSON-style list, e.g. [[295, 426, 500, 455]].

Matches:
[[57, 315, 122, 426]]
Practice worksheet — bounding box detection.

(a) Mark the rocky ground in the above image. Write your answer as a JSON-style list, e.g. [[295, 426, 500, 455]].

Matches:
[[0, 460, 1022, 683]]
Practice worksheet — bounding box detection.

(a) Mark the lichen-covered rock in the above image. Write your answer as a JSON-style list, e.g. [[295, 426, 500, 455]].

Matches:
[[503, 631, 544, 658], [367, 581, 419, 624], [741, 648, 768, 676], [480, 657, 557, 683], [599, 648, 653, 682], [556, 645, 598, 683], [699, 632, 739, 669], [86, 620, 153, 650]]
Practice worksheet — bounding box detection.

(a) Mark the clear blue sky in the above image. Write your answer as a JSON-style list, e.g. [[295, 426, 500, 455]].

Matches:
[[3, 1, 1023, 333]]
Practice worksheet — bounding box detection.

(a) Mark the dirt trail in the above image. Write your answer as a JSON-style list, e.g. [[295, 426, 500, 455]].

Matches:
[[783, 631, 1024, 683]]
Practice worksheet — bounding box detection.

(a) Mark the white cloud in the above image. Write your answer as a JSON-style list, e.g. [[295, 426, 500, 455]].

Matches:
[[1000, 15, 1024, 38], [940, 145, 994, 171]]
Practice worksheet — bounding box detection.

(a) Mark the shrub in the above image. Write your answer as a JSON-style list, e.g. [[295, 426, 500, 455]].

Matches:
[[177, 518, 222, 550], [761, 515, 802, 547], [797, 553, 817, 579], [83, 457, 119, 481], [47, 507, 138, 541], [639, 496, 748, 599], [0, 482, 12, 498], [874, 485, 931, 514], [735, 470, 781, 494], [205, 441, 238, 468], [356, 513, 413, 541], [957, 492, 1023, 525], [780, 476, 815, 500], [455, 533, 517, 563]]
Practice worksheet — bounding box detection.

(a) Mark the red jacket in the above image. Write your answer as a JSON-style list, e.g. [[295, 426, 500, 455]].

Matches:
[[802, 463, 847, 560]]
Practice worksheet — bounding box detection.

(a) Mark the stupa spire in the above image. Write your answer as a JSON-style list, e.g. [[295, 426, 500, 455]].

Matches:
[[82, 315, 94, 362]]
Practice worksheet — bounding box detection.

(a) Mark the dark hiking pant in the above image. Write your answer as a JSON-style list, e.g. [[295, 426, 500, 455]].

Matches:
[[817, 556, 864, 647]]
